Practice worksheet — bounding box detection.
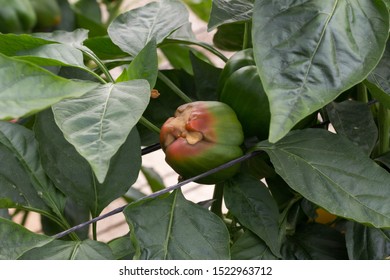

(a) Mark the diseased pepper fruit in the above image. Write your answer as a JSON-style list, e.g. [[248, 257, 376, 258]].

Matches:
[[0, 0, 37, 33], [218, 48, 271, 140], [160, 101, 244, 184]]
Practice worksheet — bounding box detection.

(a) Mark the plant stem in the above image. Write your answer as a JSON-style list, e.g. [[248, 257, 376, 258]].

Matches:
[[157, 72, 192, 103], [357, 83, 368, 103], [242, 21, 252, 50], [81, 47, 115, 83], [92, 223, 98, 241], [162, 39, 228, 63], [378, 103, 390, 155], [210, 183, 224, 218], [139, 116, 161, 134]]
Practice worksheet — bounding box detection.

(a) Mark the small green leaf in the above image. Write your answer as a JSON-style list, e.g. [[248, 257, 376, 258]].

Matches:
[[35, 109, 142, 216], [326, 100, 378, 155], [231, 230, 278, 260], [19, 239, 114, 260], [0, 218, 53, 260], [258, 129, 390, 228], [182, 0, 212, 22], [208, 0, 254, 30], [366, 40, 390, 108], [224, 173, 281, 257], [345, 221, 390, 260], [190, 52, 221, 101], [0, 121, 65, 217], [108, 0, 189, 56], [252, 0, 389, 142], [0, 53, 97, 120], [108, 234, 135, 260], [117, 39, 158, 89], [52, 80, 150, 183], [141, 166, 165, 193], [124, 190, 230, 260]]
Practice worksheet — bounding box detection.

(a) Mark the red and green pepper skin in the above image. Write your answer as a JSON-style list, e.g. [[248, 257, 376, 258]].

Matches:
[[218, 48, 271, 140], [160, 101, 244, 184], [0, 0, 37, 33]]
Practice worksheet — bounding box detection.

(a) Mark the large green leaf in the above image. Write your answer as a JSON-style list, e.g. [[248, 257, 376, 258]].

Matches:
[[252, 0, 389, 142], [35, 110, 142, 216], [52, 80, 150, 183], [346, 221, 390, 260], [326, 100, 378, 155], [224, 173, 281, 257], [0, 54, 97, 120], [257, 129, 390, 228], [124, 190, 230, 260], [0, 218, 53, 260], [366, 40, 390, 108], [19, 239, 114, 260], [231, 230, 278, 260], [0, 121, 65, 218], [108, 0, 189, 56], [208, 0, 254, 30]]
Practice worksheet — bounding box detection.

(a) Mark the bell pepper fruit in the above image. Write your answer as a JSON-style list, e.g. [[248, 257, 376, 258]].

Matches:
[[160, 101, 244, 184], [0, 0, 37, 33], [218, 48, 271, 140]]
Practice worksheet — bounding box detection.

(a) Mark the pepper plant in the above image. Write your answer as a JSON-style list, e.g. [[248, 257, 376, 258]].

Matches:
[[0, 0, 390, 260]]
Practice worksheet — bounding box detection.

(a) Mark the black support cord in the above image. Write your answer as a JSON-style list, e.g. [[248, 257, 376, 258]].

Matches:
[[52, 150, 263, 239]]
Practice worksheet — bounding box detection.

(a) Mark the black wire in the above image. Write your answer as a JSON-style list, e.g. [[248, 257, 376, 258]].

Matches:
[[141, 143, 161, 155], [52, 150, 263, 239]]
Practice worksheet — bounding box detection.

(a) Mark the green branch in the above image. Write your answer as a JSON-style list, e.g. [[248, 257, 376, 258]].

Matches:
[[158, 72, 192, 103]]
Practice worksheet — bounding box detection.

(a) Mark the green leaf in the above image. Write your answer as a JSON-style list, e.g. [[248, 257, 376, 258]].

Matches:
[[231, 230, 278, 260], [0, 53, 97, 120], [19, 239, 114, 260], [71, 0, 106, 37], [326, 100, 378, 155], [117, 39, 158, 89], [33, 29, 89, 49], [252, 0, 389, 142], [0, 33, 86, 68], [281, 223, 348, 260], [182, 0, 212, 22], [213, 23, 246, 51], [376, 151, 390, 169], [35, 110, 142, 216], [141, 166, 166, 193], [52, 80, 150, 183], [190, 52, 221, 101], [0, 217, 53, 260], [258, 129, 390, 228], [124, 190, 230, 260], [346, 221, 390, 260], [224, 173, 281, 257], [366, 40, 390, 108], [0, 121, 65, 218], [108, 0, 189, 56], [84, 36, 128, 60], [108, 234, 135, 260], [208, 0, 254, 30]]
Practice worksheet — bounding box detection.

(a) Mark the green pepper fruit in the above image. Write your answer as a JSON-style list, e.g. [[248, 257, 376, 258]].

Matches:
[[0, 0, 37, 33], [218, 48, 271, 140], [30, 0, 61, 31], [160, 101, 244, 184]]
